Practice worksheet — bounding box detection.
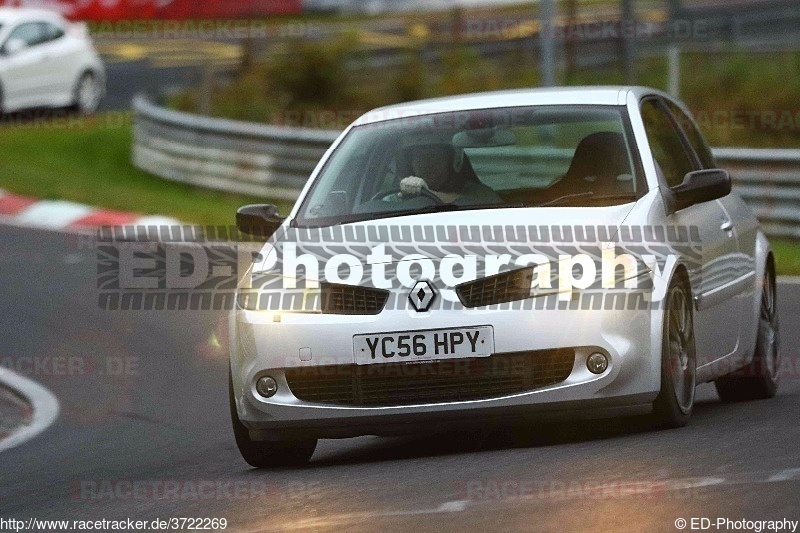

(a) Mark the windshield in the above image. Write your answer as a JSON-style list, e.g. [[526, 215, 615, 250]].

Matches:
[[295, 105, 642, 227]]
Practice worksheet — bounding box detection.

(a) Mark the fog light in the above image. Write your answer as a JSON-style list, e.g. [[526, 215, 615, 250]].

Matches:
[[255, 376, 278, 398], [587, 353, 609, 375]]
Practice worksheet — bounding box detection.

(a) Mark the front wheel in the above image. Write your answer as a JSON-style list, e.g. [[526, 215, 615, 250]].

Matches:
[[229, 371, 317, 468], [652, 274, 697, 428], [715, 260, 780, 402]]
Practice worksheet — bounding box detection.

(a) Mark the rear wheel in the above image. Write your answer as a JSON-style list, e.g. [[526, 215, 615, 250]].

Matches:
[[715, 261, 780, 402], [229, 370, 317, 468], [652, 274, 697, 428]]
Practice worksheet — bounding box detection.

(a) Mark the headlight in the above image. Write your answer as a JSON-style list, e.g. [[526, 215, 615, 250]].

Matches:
[[237, 271, 321, 313]]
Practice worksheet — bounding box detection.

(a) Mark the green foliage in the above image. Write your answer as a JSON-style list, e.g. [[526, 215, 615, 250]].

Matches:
[[0, 116, 290, 225], [176, 40, 800, 149], [269, 35, 357, 108], [393, 53, 427, 103], [680, 51, 800, 148]]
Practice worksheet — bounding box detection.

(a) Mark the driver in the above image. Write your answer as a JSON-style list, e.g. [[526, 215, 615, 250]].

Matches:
[[400, 145, 461, 203], [388, 144, 499, 204]]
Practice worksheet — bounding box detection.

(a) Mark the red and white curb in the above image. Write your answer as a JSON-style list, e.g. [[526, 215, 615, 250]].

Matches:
[[0, 189, 181, 233]]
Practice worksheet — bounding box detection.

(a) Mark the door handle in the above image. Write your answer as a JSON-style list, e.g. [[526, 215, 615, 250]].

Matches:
[[721, 220, 733, 232]]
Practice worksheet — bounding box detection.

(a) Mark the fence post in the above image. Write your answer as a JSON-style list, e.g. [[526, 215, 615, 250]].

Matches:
[[667, 44, 681, 98]]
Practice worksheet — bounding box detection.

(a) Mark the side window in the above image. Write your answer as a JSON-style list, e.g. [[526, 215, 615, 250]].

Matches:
[[6, 22, 47, 49], [41, 22, 65, 43], [640, 98, 696, 188], [665, 100, 716, 169]]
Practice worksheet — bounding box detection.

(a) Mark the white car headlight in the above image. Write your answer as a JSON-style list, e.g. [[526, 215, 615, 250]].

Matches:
[[237, 271, 321, 313]]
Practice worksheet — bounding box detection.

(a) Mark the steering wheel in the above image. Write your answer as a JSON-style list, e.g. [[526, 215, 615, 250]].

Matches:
[[370, 186, 445, 204]]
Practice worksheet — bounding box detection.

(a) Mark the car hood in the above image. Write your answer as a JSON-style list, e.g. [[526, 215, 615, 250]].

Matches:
[[258, 202, 640, 273]]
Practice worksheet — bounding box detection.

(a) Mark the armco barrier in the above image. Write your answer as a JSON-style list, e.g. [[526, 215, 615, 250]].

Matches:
[[714, 148, 800, 239], [132, 95, 338, 202], [132, 96, 800, 238]]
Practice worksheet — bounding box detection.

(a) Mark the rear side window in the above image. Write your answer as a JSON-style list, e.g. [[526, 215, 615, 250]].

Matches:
[[664, 100, 716, 169], [641, 98, 696, 188], [41, 22, 65, 42]]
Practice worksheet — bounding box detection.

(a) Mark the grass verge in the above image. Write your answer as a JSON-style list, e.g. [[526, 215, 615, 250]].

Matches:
[[0, 114, 293, 226]]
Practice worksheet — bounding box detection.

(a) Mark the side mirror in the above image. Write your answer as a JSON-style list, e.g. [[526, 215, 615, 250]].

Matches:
[[668, 169, 731, 213], [236, 204, 285, 239], [3, 38, 27, 56]]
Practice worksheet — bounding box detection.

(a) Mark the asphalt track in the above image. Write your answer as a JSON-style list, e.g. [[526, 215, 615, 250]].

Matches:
[[0, 223, 799, 532]]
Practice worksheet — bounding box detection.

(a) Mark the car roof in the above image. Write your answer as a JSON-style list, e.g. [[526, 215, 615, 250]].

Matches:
[[357, 86, 671, 125], [0, 7, 66, 26]]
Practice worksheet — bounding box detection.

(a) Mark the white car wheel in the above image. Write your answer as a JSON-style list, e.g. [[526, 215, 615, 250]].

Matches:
[[73, 72, 101, 115], [715, 260, 780, 401], [229, 370, 317, 468], [652, 274, 697, 428]]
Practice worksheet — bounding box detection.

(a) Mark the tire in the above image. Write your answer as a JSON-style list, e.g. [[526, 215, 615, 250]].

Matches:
[[229, 370, 317, 468], [71, 71, 102, 116], [652, 274, 697, 428], [715, 260, 780, 402]]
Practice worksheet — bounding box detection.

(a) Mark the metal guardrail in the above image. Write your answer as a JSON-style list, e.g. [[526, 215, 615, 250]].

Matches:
[[132, 96, 800, 239], [714, 148, 800, 239], [132, 95, 339, 201]]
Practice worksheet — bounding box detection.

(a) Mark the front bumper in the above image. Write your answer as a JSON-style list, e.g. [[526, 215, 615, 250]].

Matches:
[[230, 301, 661, 440]]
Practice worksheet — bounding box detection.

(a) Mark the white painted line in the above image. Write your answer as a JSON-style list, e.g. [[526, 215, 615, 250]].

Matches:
[[242, 466, 800, 531], [15, 201, 94, 229], [437, 500, 469, 512], [777, 276, 800, 285], [767, 468, 800, 483], [663, 477, 727, 490], [133, 215, 183, 227], [247, 502, 473, 532], [0, 367, 60, 453]]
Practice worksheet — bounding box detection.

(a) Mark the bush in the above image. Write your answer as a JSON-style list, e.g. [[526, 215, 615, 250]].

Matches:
[[172, 38, 800, 148]]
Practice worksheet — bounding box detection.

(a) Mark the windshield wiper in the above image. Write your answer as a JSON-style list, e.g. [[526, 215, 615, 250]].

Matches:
[[298, 203, 526, 227], [536, 193, 637, 208], [354, 202, 525, 222]]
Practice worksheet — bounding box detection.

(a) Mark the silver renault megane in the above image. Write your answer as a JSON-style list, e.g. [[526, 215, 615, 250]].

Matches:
[[229, 86, 779, 467]]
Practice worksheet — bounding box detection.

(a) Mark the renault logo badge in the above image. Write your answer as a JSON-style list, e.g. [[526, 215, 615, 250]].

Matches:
[[409, 281, 436, 312]]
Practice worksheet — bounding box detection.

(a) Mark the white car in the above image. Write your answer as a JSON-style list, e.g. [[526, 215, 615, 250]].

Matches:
[[230, 87, 779, 467], [0, 8, 105, 115]]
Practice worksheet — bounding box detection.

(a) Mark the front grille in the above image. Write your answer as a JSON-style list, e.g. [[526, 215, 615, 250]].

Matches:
[[457, 268, 534, 308], [284, 349, 575, 407], [321, 283, 389, 315]]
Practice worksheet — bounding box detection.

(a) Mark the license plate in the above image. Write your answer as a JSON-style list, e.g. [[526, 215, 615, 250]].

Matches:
[[354, 326, 494, 365]]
